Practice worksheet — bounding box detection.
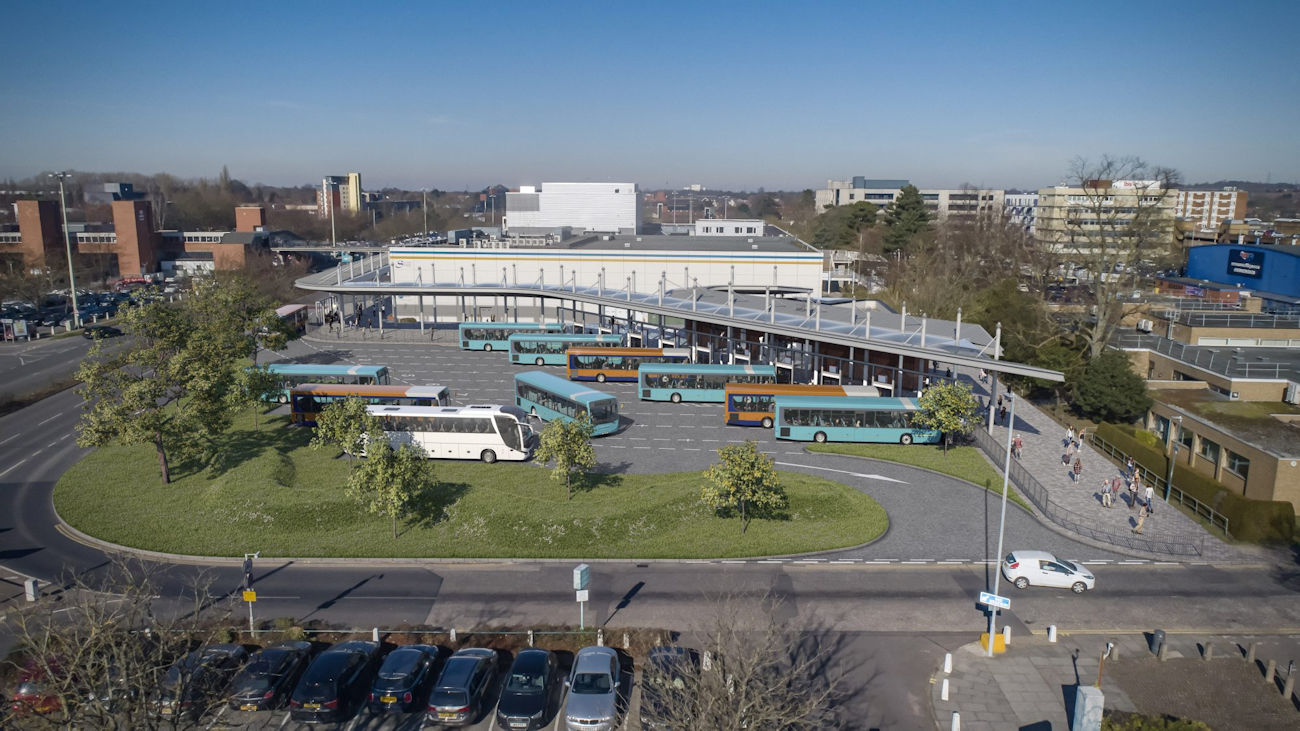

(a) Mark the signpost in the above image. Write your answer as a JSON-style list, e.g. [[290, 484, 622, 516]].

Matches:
[[243, 552, 259, 632], [979, 592, 1011, 611], [574, 564, 590, 630]]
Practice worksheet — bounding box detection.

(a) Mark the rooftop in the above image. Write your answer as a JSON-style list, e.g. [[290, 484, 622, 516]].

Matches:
[[1153, 387, 1300, 457], [1116, 334, 1300, 381], [562, 233, 813, 253]]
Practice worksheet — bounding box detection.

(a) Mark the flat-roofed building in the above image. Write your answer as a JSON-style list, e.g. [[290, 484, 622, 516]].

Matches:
[[815, 177, 1004, 218], [1176, 187, 1247, 230], [505, 182, 640, 235], [1036, 179, 1178, 254]]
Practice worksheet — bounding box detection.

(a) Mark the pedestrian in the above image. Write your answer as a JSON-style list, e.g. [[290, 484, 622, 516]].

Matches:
[[1128, 478, 1139, 509], [997, 393, 1004, 409], [1072, 457, 1083, 483], [979, 368, 988, 384], [946, 367, 953, 380], [1144, 484, 1155, 514], [1100, 479, 1113, 507], [1012, 434, 1023, 460], [999, 404, 1008, 426], [1077, 427, 1087, 447], [1125, 456, 1135, 478], [1109, 477, 1121, 508], [1133, 504, 1148, 534], [1066, 425, 1075, 448]]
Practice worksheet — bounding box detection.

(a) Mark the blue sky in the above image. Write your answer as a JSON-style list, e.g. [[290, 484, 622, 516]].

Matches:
[[2, 1, 1297, 191]]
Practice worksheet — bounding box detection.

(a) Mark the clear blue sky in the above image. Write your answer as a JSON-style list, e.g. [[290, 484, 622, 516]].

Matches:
[[2, 1, 1297, 191]]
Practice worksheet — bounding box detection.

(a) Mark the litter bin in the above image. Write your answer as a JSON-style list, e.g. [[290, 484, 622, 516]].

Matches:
[[1150, 629, 1166, 655]]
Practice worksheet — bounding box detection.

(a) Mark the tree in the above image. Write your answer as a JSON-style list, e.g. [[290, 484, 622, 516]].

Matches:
[[310, 397, 379, 468], [881, 184, 931, 254], [533, 415, 597, 500], [1044, 155, 1181, 358], [810, 201, 877, 250], [348, 438, 434, 539], [702, 441, 787, 533], [238, 365, 281, 429], [1070, 349, 1152, 423], [914, 381, 980, 454]]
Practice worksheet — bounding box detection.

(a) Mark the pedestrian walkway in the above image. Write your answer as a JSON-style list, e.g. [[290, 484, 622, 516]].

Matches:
[[964, 369, 1251, 561]]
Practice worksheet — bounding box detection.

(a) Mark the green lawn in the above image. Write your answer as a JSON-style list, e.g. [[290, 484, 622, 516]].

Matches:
[[805, 442, 1031, 511], [54, 416, 887, 559]]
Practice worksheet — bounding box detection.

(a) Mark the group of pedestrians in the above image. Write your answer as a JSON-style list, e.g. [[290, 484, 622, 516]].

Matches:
[[1091, 454, 1157, 533], [1062, 425, 1086, 482]]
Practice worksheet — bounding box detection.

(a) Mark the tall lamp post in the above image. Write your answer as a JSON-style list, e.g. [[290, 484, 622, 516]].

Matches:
[[987, 392, 1015, 657], [1164, 415, 1182, 501], [50, 172, 81, 329]]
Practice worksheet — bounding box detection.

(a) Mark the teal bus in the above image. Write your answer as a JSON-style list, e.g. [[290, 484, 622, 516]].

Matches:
[[458, 321, 563, 351], [508, 332, 623, 366], [514, 370, 621, 437], [263, 363, 390, 403], [773, 395, 941, 445], [638, 364, 777, 403]]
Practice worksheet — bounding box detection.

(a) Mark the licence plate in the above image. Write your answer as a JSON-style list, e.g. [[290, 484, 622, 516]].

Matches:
[[304, 702, 321, 710], [160, 707, 172, 715], [240, 704, 258, 711], [439, 711, 457, 719], [380, 695, 397, 703]]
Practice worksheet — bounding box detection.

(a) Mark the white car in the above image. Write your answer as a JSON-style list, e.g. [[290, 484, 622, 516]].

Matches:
[[1001, 550, 1095, 594]]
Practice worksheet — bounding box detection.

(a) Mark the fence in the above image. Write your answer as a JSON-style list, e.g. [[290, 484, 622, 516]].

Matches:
[[1087, 433, 1231, 538], [969, 428, 1204, 556]]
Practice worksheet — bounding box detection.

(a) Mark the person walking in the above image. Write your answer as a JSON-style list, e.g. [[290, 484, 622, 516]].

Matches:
[[1133, 504, 1149, 534], [1012, 434, 1023, 460], [979, 367, 988, 384], [1100, 479, 1113, 507], [1128, 477, 1139, 509], [1076, 427, 1087, 449], [999, 403, 1008, 426], [1144, 484, 1155, 514], [1072, 456, 1083, 483], [1066, 425, 1076, 448], [997, 393, 1004, 410], [1125, 456, 1135, 479]]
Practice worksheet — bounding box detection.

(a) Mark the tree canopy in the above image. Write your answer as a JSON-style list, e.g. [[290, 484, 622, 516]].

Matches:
[[881, 184, 931, 254], [310, 397, 379, 465], [347, 439, 434, 539], [702, 441, 788, 532], [1070, 349, 1152, 424], [534, 415, 597, 499], [811, 201, 878, 249], [914, 381, 980, 453]]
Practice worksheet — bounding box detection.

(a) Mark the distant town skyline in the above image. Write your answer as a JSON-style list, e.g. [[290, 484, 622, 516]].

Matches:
[[2, 1, 1297, 191]]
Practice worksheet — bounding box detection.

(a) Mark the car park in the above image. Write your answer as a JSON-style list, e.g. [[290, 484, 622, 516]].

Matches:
[[495, 648, 564, 730], [564, 646, 621, 731], [1002, 550, 1095, 593], [227, 640, 314, 712], [367, 644, 440, 714], [639, 646, 699, 729], [82, 325, 123, 339], [426, 647, 498, 726], [288, 640, 382, 723], [157, 644, 250, 720]]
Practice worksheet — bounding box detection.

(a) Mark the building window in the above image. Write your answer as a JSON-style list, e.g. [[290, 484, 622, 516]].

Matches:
[[746, 227, 756, 234], [848, 193, 855, 200], [1178, 426, 1194, 450], [1225, 450, 1250, 479], [1198, 438, 1220, 465]]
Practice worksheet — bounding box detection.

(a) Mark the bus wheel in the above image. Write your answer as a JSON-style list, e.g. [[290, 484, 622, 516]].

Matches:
[[670, 392, 682, 403], [761, 417, 774, 429], [484, 344, 493, 352], [814, 431, 827, 443], [900, 434, 913, 445], [596, 373, 607, 383], [481, 449, 497, 464], [536, 357, 545, 366]]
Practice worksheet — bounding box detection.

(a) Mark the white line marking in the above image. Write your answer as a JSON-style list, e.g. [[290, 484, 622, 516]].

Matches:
[[772, 461, 907, 484], [0, 459, 28, 478], [38, 412, 64, 426], [0, 434, 18, 446]]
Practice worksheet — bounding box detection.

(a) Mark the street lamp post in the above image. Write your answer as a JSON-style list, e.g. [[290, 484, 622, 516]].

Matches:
[[987, 392, 1016, 657], [422, 189, 428, 238], [50, 172, 81, 329], [1164, 415, 1183, 501]]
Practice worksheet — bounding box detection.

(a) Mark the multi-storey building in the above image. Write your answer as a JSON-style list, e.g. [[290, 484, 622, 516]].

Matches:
[[1004, 192, 1038, 233], [1035, 180, 1179, 254], [814, 177, 1004, 217], [504, 182, 641, 235], [317, 172, 363, 218], [1175, 187, 1248, 231]]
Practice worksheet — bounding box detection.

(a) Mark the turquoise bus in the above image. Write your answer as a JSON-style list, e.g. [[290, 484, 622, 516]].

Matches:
[[508, 332, 623, 366], [514, 370, 621, 437], [638, 364, 777, 403], [459, 322, 563, 351], [263, 364, 390, 403], [773, 395, 941, 445]]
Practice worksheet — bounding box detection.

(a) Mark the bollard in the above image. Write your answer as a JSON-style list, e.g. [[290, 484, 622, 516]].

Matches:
[[1002, 626, 1011, 647], [941, 678, 949, 701], [596, 629, 604, 647], [1110, 643, 1118, 662], [449, 628, 457, 644], [702, 651, 713, 672], [1284, 674, 1295, 699], [1247, 642, 1258, 663], [528, 630, 534, 647], [623, 632, 630, 650], [951, 711, 961, 731], [1204, 641, 1214, 661], [24, 578, 39, 602], [1048, 625, 1057, 643], [372, 627, 380, 642], [1265, 659, 1276, 682], [943, 652, 952, 674], [1158, 641, 1168, 662]]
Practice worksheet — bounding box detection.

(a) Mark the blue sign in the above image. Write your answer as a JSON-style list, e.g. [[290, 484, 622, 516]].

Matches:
[[1227, 248, 1264, 279], [980, 591, 1011, 610]]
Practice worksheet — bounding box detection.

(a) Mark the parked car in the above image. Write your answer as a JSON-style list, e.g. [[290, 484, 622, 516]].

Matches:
[[495, 649, 563, 730], [8, 661, 65, 716], [228, 641, 314, 712], [639, 646, 699, 729], [367, 644, 440, 714], [288, 640, 382, 724], [1002, 550, 1095, 593], [157, 644, 250, 720], [426, 647, 498, 726], [82, 325, 123, 339], [563, 646, 620, 731]]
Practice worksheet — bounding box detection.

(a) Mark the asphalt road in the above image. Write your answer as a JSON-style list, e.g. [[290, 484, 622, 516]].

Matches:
[[0, 333, 103, 402]]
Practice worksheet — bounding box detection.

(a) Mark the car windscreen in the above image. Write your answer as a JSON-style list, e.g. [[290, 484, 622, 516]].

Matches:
[[571, 672, 612, 694], [430, 689, 469, 707], [504, 670, 544, 693], [233, 672, 273, 693], [378, 650, 422, 680], [1059, 559, 1080, 572]]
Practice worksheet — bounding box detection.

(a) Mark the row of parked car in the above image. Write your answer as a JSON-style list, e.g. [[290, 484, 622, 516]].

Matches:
[[12, 639, 694, 730]]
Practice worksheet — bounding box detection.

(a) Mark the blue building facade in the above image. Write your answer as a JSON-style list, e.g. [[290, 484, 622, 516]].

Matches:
[[1185, 244, 1300, 300]]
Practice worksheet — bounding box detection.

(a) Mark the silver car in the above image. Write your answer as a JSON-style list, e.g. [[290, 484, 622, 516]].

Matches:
[[563, 646, 620, 731]]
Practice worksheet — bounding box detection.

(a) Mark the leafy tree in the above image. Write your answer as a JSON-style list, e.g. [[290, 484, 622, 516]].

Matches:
[[881, 184, 931, 254], [753, 194, 782, 219], [914, 381, 980, 454], [238, 365, 281, 430], [1070, 349, 1152, 423], [702, 441, 787, 533], [811, 202, 877, 249], [348, 439, 434, 539], [310, 397, 379, 467], [534, 415, 597, 500]]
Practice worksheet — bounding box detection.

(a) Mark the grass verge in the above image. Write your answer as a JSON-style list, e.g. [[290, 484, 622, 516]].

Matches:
[[54, 415, 887, 559], [805, 442, 1031, 511]]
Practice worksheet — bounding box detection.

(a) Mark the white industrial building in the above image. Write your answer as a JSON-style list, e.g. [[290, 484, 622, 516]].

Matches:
[[692, 219, 765, 236], [504, 182, 641, 236]]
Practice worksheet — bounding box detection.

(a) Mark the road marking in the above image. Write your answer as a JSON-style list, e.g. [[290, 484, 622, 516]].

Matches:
[[830, 559, 858, 564], [937, 561, 964, 565], [0, 459, 27, 478], [0, 434, 18, 446], [772, 461, 907, 484], [37, 412, 64, 426], [721, 560, 745, 564]]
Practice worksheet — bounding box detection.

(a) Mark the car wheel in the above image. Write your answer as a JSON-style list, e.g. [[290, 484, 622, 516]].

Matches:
[[1071, 581, 1087, 594], [1014, 577, 1029, 590], [596, 373, 607, 383], [670, 392, 682, 403], [481, 449, 497, 464], [814, 431, 827, 443], [900, 433, 913, 445], [536, 357, 545, 366], [484, 344, 493, 352], [761, 417, 773, 429], [277, 394, 288, 405]]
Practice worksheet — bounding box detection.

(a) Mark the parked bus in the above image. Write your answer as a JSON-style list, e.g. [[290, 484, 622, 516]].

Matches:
[[458, 322, 563, 351], [275, 303, 310, 335], [724, 383, 881, 428], [639, 364, 777, 403], [566, 347, 692, 382], [508, 332, 623, 366], [290, 384, 451, 426], [367, 404, 534, 463], [263, 364, 390, 403], [513, 370, 620, 437], [773, 395, 940, 445]]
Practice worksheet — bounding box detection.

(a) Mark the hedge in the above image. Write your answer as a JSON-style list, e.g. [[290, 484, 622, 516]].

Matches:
[[1094, 423, 1296, 544]]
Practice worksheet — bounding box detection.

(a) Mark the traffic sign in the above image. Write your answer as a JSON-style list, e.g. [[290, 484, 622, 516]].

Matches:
[[573, 563, 590, 591], [575, 589, 589, 603], [242, 590, 257, 603], [979, 591, 1010, 610]]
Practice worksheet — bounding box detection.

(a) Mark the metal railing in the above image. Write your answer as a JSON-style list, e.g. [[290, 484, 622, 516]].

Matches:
[[1087, 433, 1231, 538], [970, 428, 1204, 556], [1161, 311, 1300, 329], [1114, 334, 1291, 378]]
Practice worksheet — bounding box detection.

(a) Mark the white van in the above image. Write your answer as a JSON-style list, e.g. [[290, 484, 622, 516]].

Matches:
[[1002, 550, 1095, 594]]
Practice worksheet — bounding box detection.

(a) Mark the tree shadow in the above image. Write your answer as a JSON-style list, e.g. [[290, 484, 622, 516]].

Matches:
[[569, 471, 625, 495], [199, 418, 312, 479], [592, 460, 633, 476], [404, 481, 471, 531]]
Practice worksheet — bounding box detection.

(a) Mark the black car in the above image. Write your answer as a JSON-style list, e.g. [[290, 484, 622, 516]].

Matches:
[[82, 325, 123, 339], [289, 640, 382, 724], [157, 644, 250, 721], [426, 648, 498, 726], [495, 649, 563, 730], [228, 641, 314, 712], [639, 646, 700, 730], [368, 644, 440, 713]]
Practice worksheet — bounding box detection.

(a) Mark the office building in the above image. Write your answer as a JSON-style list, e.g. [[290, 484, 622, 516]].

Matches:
[[318, 172, 363, 217], [815, 178, 1004, 218], [1175, 187, 1248, 231], [1004, 192, 1038, 233], [504, 182, 641, 235], [1036, 180, 1179, 254]]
